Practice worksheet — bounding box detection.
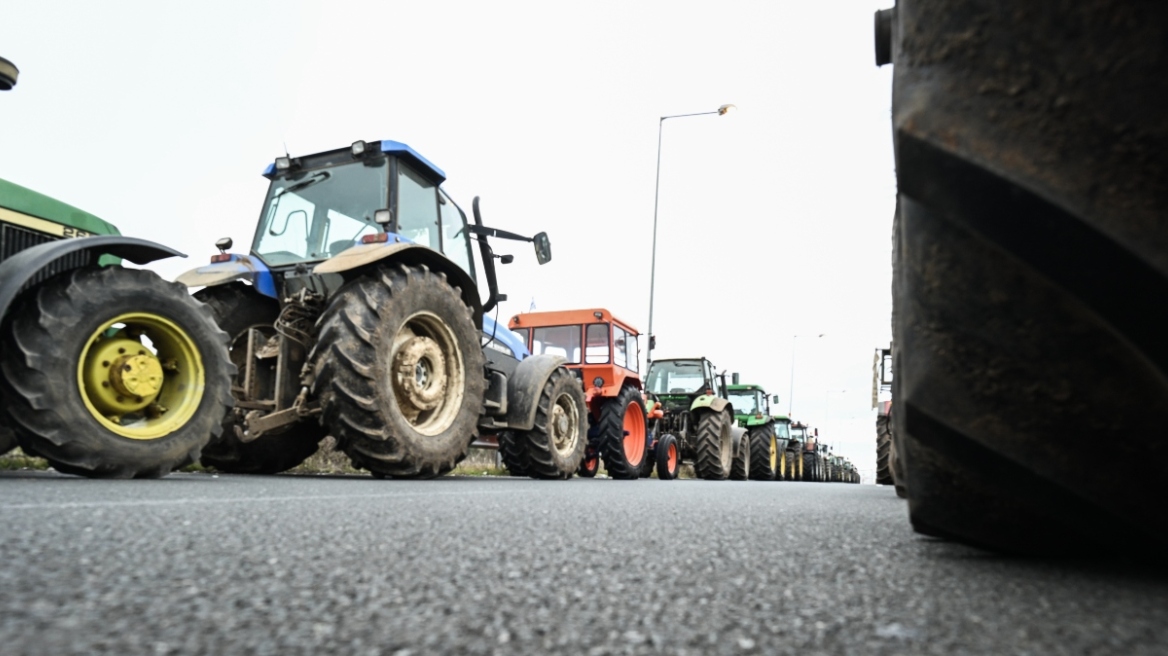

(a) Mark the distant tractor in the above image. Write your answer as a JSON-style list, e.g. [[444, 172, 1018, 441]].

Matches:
[[872, 345, 904, 494], [507, 308, 674, 479], [771, 414, 793, 480], [0, 55, 233, 478], [644, 357, 747, 480], [177, 139, 585, 479], [726, 379, 786, 480], [784, 421, 810, 481]]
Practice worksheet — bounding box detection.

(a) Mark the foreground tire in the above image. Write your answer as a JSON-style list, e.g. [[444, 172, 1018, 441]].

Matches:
[[748, 424, 777, 481], [655, 433, 680, 480], [517, 367, 586, 479], [497, 431, 530, 477], [0, 426, 16, 456], [312, 264, 485, 478], [693, 409, 732, 480], [194, 284, 325, 474], [730, 432, 750, 481], [887, 1, 1168, 553], [577, 451, 599, 478], [0, 266, 233, 478], [598, 385, 647, 480], [875, 414, 893, 486]]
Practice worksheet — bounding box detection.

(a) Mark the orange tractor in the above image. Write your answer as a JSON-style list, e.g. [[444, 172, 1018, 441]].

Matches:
[[509, 309, 676, 480]]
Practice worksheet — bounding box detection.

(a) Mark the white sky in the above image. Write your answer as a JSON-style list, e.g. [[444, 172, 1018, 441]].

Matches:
[[1, 0, 896, 480]]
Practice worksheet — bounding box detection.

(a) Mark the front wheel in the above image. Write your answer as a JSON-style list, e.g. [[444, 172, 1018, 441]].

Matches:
[[497, 431, 531, 477], [655, 433, 680, 480], [598, 385, 647, 480], [748, 424, 777, 481], [517, 367, 586, 479], [693, 409, 732, 480], [730, 431, 751, 481], [0, 266, 233, 478]]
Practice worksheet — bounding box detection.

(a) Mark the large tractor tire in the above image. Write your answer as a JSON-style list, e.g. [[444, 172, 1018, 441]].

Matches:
[[0, 426, 16, 456], [884, 1, 1168, 554], [516, 367, 586, 479], [194, 284, 325, 474], [497, 431, 530, 477], [748, 424, 777, 481], [802, 452, 817, 483], [598, 385, 647, 480], [0, 266, 233, 478], [312, 264, 485, 478], [875, 414, 893, 486], [654, 433, 680, 480], [693, 409, 732, 480], [730, 432, 750, 481]]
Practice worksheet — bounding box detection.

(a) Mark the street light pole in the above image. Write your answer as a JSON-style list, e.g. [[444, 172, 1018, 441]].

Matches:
[[787, 333, 824, 416], [646, 104, 736, 370]]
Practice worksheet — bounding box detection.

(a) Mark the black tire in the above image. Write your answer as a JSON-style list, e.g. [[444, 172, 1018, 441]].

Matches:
[[577, 451, 599, 478], [802, 452, 817, 483], [193, 284, 325, 474], [598, 385, 647, 480], [516, 367, 586, 479], [312, 264, 485, 478], [655, 433, 680, 480], [693, 409, 732, 480], [875, 414, 893, 486], [889, 427, 907, 499], [497, 431, 530, 477], [889, 1, 1168, 554], [748, 423, 777, 481], [730, 431, 750, 481], [0, 425, 16, 456], [0, 266, 233, 478]]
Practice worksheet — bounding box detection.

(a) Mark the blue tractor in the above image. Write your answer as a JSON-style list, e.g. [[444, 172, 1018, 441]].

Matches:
[[177, 140, 585, 479]]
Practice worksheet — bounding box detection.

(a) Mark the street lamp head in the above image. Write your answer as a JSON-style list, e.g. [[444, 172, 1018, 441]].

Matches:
[[718, 104, 737, 116]]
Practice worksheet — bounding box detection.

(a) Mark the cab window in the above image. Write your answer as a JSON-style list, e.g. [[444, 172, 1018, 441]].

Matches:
[[439, 190, 475, 278], [585, 324, 609, 363], [397, 163, 439, 249]]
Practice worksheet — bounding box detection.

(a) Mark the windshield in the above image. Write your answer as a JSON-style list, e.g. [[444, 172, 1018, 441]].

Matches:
[[532, 325, 581, 363], [776, 422, 791, 440], [253, 159, 388, 266], [791, 426, 806, 441], [646, 360, 705, 395], [728, 390, 760, 415]]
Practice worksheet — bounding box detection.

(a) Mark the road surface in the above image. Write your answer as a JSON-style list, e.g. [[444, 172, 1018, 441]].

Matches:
[[1, 472, 1165, 654]]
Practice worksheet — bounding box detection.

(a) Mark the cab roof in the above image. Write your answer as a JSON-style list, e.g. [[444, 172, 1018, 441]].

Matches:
[[727, 384, 767, 393], [262, 140, 446, 184], [509, 308, 640, 336]]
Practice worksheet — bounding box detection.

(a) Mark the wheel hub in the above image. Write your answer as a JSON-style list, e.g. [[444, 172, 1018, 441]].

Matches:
[[393, 335, 446, 413], [111, 354, 165, 398]]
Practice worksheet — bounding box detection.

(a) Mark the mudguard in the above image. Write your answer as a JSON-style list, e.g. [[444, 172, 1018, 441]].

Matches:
[[313, 241, 483, 324], [504, 353, 567, 432], [729, 425, 748, 451], [0, 235, 181, 320], [175, 254, 278, 299], [691, 395, 732, 416]]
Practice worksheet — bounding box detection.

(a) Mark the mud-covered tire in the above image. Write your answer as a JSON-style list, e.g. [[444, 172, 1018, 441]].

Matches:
[[693, 409, 732, 480], [875, 414, 893, 486], [598, 385, 647, 480], [497, 431, 530, 477], [730, 432, 750, 481], [194, 284, 325, 474], [748, 423, 777, 481], [312, 264, 485, 479], [516, 367, 586, 479], [888, 1, 1168, 554], [0, 266, 233, 478], [655, 433, 680, 480]]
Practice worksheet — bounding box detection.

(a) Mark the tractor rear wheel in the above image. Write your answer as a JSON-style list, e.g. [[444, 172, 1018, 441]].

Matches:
[[0, 266, 233, 478], [655, 433, 680, 480], [194, 284, 325, 474], [516, 367, 586, 479], [312, 264, 484, 478], [730, 432, 750, 481], [598, 385, 647, 480], [693, 409, 732, 480], [802, 452, 817, 482], [748, 424, 777, 481], [875, 414, 893, 486], [497, 431, 530, 477], [0, 426, 16, 456]]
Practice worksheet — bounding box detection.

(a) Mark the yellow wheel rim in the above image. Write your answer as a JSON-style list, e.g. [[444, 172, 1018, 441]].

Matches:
[[769, 435, 777, 472], [77, 312, 205, 440]]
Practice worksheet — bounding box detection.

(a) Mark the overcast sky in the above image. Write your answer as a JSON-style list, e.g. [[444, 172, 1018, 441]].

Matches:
[[2, 0, 896, 480]]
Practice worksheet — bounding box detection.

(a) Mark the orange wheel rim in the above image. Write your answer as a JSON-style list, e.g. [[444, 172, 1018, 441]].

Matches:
[[667, 443, 678, 472], [585, 457, 598, 472], [622, 401, 646, 464]]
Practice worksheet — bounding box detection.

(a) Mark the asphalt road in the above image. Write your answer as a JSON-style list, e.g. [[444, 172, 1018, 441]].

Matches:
[[1, 472, 1165, 655]]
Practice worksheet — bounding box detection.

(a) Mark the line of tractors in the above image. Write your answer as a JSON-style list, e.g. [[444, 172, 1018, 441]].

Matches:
[[0, 55, 858, 482]]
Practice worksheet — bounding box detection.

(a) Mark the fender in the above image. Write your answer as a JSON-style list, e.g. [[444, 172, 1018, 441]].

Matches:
[[729, 425, 748, 451], [504, 354, 567, 431], [313, 241, 483, 325], [0, 235, 181, 319], [175, 254, 278, 299], [690, 395, 732, 416]]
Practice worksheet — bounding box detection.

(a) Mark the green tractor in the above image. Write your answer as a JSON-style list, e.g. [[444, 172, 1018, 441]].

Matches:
[[0, 56, 234, 477], [176, 139, 585, 479], [644, 357, 748, 480], [771, 414, 793, 480], [726, 378, 787, 481], [783, 421, 809, 481]]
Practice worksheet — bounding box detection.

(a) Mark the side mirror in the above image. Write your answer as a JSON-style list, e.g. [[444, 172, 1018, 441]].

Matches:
[[0, 55, 18, 91], [500, 254, 514, 265], [215, 237, 233, 252], [772, 395, 780, 405], [532, 232, 551, 265], [731, 372, 740, 385], [649, 335, 657, 350]]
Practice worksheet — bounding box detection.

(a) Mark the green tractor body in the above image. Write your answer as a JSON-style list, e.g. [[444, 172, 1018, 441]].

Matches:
[[176, 139, 585, 479], [644, 357, 746, 480], [726, 382, 788, 481]]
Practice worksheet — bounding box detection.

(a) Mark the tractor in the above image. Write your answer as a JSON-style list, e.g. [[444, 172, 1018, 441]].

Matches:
[[0, 54, 233, 478], [506, 308, 676, 479], [770, 414, 793, 480], [725, 379, 787, 481], [176, 139, 585, 479], [643, 357, 747, 480], [872, 345, 903, 492], [783, 421, 810, 481]]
